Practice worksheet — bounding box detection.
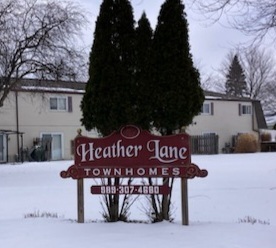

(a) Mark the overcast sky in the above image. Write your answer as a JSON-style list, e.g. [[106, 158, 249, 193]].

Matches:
[[75, 0, 261, 76]]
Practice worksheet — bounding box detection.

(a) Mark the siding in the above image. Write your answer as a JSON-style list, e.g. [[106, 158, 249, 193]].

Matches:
[[187, 100, 258, 153], [0, 90, 86, 161]]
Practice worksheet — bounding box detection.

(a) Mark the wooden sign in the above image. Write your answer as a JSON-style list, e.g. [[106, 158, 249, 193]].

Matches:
[[74, 125, 190, 167], [61, 164, 207, 179], [91, 185, 171, 195], [60, 125, 208, 225], [61, 125, 206, 179]]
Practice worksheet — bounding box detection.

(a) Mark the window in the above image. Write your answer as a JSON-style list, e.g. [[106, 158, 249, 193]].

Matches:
[[242, 105, 252, 115], [239, 104, 252, 115], [202, 132, 216, 136], [50, 97, 67, 111], [201, 102, 214, 115]]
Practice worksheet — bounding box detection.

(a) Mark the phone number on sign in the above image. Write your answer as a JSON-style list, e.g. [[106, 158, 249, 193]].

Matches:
[[91, 185, 170, 195]]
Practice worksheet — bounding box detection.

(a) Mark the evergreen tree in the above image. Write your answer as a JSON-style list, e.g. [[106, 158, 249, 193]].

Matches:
[[150, 0, 204, 135], [149, 0, 204, 222], [225, 54, 247, 97], [80, 0, 136, 136], [134, 12, 153, 130], [80, 0, 136, 223]]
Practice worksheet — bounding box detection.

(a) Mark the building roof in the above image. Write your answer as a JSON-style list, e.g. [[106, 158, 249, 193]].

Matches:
[[204, 90, 253, 101], [0, 129, 24, 135], [13, 78, 86, 94], [12, 80, 260, 102]]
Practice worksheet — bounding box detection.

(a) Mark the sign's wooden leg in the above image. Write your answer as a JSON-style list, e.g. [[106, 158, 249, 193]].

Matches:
[[77, 178, 84, 223], [181, 178, 189, 225]]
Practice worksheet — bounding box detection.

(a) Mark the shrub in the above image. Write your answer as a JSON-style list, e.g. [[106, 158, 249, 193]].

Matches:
[[260, 132, 271, 142], [24, 211, 59, 219], [238, 216, 270, 225], [235, 133, 258, 153]]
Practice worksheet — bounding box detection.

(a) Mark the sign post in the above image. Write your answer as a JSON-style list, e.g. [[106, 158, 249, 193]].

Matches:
[[60, 125, 208, 224], [181, 178, 189, 225], [77, 178, 84, 223]]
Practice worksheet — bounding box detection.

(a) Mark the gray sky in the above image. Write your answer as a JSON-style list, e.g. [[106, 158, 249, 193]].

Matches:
[[75, 0, 262, 76]]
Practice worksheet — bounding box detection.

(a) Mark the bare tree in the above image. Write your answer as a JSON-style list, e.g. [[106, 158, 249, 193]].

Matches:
[[0, 0, 88, 107], [190, 0, 276, 42], [240, 45, 276, 100], [197, 71, 224, 93], [207, 45, 276, 114], [201, 51, 236, 93], [262, 80, 276, 114]]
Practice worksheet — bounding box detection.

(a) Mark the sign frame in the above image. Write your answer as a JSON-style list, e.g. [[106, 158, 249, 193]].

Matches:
[[60, 125, 208, 225]]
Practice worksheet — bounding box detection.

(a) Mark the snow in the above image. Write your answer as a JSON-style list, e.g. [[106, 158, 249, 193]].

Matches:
[[21, 86, 85, 93], [265, 116, 276, 128], [205, 96, 222, 100], [1, 153, 276, 248]]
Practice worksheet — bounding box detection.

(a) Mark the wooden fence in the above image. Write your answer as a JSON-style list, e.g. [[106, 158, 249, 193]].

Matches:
[[190, 134, 219, 155]]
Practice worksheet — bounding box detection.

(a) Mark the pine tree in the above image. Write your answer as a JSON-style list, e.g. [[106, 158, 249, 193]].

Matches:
[[150, 0, 204, 135], [80, 0, 136, 223], [134, 12, 153, 130], [80, 0, 136, 136], [225, 54, 247, 97], [149, 0, 204, 222]]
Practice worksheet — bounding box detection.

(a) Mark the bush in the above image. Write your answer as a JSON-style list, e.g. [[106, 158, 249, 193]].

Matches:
[[235, 133, 258, 153], [260, 132, 271, 142], [24, 211, 59, 219], [238, 216, 270, 225]]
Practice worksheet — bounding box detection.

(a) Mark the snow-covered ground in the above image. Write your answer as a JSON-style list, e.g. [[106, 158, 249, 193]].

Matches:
[[1, 153, 276, 248]]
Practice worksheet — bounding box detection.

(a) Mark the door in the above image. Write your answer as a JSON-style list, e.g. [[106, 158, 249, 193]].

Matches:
[[52, 134, 62, 160], [41, 133, 63, 160], [0, 134, 5, 162]]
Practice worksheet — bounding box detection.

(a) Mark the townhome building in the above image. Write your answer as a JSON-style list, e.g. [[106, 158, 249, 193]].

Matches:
[[0, 79, 267, 163], [186, 91, 267, 154], [0, 79, 90, 163]]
